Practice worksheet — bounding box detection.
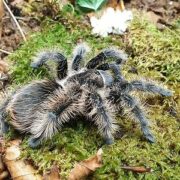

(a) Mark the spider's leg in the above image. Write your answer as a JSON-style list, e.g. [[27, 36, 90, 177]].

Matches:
[[28, 137, 43, 148], [31, 50, 67, 80], [121, 94, 155, 143], [28, 110, 65, 148], [131, 80, 172, 96], [86, 48, 128, 69], [71, 43, 89, 71], [109, 63, 124, 81], [97, 63, 125, 82], [87, 91, 117, 145], [28, 88, 81, 148]]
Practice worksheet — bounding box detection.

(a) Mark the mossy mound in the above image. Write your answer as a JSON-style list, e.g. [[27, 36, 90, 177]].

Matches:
[[6, 11, 180, 179]]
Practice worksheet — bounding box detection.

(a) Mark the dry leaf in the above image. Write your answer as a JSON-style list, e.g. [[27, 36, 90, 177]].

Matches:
[[0, 170, 9, 179], [43, 164, 61, 180], [3, 139, 42, 180], [0, 137, 5, 153], [0, 60, 8, 74], [146, 11, 161, 25], [68, 148, 103, 180], [0, 138, 9, 179], [0, 154, 9, 179], [121, 166, 152, 173], [108, 0, 125, 10]]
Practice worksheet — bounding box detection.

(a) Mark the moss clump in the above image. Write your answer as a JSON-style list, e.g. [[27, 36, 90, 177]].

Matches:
[[6, 11, 180, 179]]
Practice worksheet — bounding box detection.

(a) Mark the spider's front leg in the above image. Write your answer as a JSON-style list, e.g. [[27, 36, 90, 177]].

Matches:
[[130, 80, 172, 97], [97, 63, 126, 84], [86, 90, 118, 145], [121, 94, 155, 143], [86, 48, 128, 69], [31, 50, 68, 80]]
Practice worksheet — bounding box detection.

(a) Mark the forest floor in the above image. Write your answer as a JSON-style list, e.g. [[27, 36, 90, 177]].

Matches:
[[0, 0, 180, 179]]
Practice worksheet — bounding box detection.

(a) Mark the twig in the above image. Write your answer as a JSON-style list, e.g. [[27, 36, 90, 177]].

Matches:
[[3, 16, 30, 21], [2, 0, 27, 41], [0, 48, 12, 55]]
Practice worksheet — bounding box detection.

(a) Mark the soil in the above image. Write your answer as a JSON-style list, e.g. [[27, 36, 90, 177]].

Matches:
[[0, 7, 40, 60], [125, 0, 180, 20], [0, 0, 179, 90], [0, 1, 179, 179], [1, 0, 179, 59], [0, 1, 40, 89], [125, 0, 180, 28]]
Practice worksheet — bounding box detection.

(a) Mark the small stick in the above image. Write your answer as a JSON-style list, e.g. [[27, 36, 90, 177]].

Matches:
[[2, 0, 27, 41], [0, 48, 12, 55], [3, 16, 30, 21]]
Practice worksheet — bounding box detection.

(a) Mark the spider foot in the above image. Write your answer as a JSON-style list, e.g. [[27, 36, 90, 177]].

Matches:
[[142, 126, 156, 143], [104, 137, 114, 145], [28, 137, 41, 148], [3, 122, 9, 133], [0, 121, 9, 135], [144, 133, 156, 143], [161, 89, 173, 97]]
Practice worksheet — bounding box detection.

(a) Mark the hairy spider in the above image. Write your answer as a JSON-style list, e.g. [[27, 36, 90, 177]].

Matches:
[[0, 43, 172, 148]]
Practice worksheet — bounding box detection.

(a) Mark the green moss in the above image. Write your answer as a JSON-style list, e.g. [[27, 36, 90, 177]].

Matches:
[[6, 11, 180, 179]]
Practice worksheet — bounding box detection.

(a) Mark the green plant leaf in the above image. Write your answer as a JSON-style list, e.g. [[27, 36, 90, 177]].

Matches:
[[77, 0, 107, 11]]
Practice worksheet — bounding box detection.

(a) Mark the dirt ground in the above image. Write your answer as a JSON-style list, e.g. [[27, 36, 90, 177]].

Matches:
[[0, 0, 179, 179], [0, 0, 179, 61], [0, 3, 40, 60]]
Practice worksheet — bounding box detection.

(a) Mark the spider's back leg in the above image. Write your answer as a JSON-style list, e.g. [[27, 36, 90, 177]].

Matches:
[[28, 83, 83, 148], [6, 80, 60, 135]]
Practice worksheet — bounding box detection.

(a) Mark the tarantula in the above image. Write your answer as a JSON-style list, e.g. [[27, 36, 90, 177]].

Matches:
[[0, 43, 172, 148]]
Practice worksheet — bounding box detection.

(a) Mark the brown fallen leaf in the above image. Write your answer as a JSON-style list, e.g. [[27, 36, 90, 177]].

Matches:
[[121, 166, 153, 173], [146, 11, 161, 25], [0, 60, 8, 74], [108, 0, 125, 10], [0, 137, 5, 154], [0, 137, 9, 179], [43, 164, 61, 180], [3, 139, 42, 180], [68, 148, 103, 180], [0, 170, 9, 179], [145, 11, 169, 30]]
